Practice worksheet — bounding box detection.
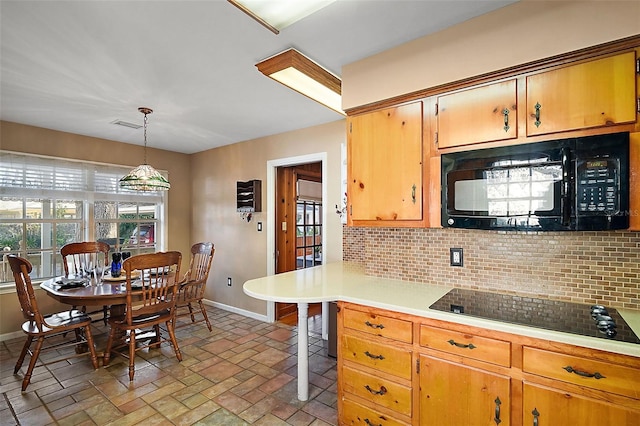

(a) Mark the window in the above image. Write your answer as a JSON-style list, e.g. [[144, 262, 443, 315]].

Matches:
[[296, 200, 322, 269], [0, 152, 167, 284]]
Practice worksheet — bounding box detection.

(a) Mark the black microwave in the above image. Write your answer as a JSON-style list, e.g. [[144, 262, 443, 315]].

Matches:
[[441, 132, 630, 231]]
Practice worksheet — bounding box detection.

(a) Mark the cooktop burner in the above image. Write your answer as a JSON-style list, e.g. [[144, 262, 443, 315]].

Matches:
[[429, 288, 640, 345]]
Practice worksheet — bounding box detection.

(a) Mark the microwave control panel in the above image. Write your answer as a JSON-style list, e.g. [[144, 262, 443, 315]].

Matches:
[[576, 158, 620, 215]]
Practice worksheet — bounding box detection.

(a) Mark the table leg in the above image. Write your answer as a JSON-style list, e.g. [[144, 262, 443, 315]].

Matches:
[[297, 302, 309, 401]]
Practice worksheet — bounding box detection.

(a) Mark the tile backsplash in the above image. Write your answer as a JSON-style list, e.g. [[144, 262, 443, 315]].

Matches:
[[343, 226, 640, 310]]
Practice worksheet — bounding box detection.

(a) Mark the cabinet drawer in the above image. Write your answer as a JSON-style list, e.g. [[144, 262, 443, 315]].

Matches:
[[342, 365, 412, 417], [344, 307, 413, 343], [342, 334, 412, 380], [342, 398, 410, 426], [523, 347, 640, 400], [419, 325, 511, 367]]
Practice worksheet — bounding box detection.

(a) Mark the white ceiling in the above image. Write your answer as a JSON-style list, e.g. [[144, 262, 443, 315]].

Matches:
[[1, 0, 516, 154]]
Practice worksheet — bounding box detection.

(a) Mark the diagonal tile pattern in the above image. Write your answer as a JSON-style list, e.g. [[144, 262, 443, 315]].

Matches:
[[0, 307, 337, 425]]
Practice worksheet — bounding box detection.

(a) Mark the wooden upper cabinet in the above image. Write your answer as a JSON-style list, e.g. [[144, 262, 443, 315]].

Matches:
[[526, 51, 637, 136], [348, 101, 423, 224], [437, 79, 517, 149]]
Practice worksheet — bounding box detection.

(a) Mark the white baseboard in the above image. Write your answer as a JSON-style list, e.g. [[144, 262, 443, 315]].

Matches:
[[0, 330, 24, 342], [202, 298, 270, 323], [1, 300, 271, 342]]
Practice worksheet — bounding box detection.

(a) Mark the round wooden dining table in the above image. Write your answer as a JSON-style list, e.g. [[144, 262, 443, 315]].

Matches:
[[40, 275, 142, 317]]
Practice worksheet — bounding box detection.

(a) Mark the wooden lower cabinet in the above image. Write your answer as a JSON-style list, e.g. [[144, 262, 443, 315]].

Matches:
[[337, 302, 640, 426], [419, 355, 510, 426], [523, 382, 640, 426]]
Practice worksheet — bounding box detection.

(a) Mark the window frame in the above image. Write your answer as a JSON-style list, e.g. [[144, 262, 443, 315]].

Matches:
[[0, 151, 168, 287]]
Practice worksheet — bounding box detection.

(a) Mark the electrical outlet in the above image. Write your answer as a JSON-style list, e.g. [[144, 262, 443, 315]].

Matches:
[[257, 221, 262, 232], [227, 277, 232, 286], [450, 248, 463, 267]]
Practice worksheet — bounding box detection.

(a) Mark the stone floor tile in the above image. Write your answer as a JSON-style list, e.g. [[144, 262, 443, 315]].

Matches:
[[1, 306, 337, 426]]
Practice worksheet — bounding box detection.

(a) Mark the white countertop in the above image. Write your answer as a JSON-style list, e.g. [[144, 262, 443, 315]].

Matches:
[[243, 261, 640, 358]]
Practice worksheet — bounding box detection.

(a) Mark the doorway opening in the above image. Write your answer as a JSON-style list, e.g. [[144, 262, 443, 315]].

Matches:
[[265, 152, 327, 323], [275, 162, 323, 322]]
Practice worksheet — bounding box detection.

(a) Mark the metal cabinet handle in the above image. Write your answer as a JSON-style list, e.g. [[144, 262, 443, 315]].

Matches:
[[365, 321, 385, 330], [365, 384, 387, 396], [411, 184, 416, 204], [532, 408, 540, 426], [563, 366, 606, 379], [447, 339, 476, 349], [503, 108, 510, 132], [364, 419, 382, 426], [534, 102, 542, 127], [364, 351, 385, 360], [494, 397, 502, 425]]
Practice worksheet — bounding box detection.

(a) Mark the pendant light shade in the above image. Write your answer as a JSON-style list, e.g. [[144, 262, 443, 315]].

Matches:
[[119, 107, 170, 191]]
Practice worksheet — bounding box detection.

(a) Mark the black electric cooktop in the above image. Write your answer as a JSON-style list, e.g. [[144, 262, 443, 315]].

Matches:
[[429, 288, 640, 345]]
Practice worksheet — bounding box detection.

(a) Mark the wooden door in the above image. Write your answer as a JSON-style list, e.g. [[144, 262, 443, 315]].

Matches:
[[348, 101, 423, 223], [523, 382, 640, 425], [419, 354, 511, 425], [526, 51, 637, 136], [437, 79, 518, 149]]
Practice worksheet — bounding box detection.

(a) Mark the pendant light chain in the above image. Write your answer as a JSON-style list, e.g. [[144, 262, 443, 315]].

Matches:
[[143, 111, 148, 164], [118, 107, 170, 191]]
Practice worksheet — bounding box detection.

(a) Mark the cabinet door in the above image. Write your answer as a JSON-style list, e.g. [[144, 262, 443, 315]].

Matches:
[[526, 51, 637, 136], [437, 79, 517, 149], [523, 382, 640, 426], [348, 101, 423, 223], [419, 354, 510, 426]]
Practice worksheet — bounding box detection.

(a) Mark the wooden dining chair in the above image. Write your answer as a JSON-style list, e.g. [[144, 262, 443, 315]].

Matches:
[[103, 251, 182, 381], [8, 255, 99, 391], [60, 241, 110, 324], [175, 242, 215, 331]]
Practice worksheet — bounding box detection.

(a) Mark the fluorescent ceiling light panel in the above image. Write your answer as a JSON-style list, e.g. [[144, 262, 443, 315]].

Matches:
[[228, 0, 336, 34], [256, 48, 344, 114]]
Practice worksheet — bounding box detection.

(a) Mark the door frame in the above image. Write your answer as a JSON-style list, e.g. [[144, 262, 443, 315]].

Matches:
[[266, 152, 327, 322]]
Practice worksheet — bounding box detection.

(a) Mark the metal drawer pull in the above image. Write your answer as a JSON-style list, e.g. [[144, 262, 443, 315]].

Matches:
[[532, 408, 540, 426], [447, 339, 476, 349], [494, 397, 501, 425], [534, 102, 542, 127], [563, 366, 606, 379], [365, 321, 385, 330], [364, 419, 382, 426], [365, 384, 387, 396], [503, 108, 510, 132], [364, 351, 385, 360]]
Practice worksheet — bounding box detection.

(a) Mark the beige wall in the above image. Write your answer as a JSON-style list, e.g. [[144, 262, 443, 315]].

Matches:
[[190, 120, 346, 316], [342, 0, 640, 109], [0, 120, 192, 336]]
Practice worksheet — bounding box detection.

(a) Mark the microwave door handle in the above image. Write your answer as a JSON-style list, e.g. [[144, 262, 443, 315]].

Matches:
[[561, 148, 571, 226]]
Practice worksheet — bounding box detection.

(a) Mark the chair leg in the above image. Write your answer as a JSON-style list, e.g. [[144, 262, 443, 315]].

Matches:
[[14, 335, 33, 374], [198, 300, 212, 332], [102, 306, 108, 326], [152, 325, 161, 348], [128, 331, 136, 381], [188, 303, 196, 323], [22, 336, 44, 391], [83, 325, 99, 369], [166, 320, 182, 362], [103, 325, 116, 366]]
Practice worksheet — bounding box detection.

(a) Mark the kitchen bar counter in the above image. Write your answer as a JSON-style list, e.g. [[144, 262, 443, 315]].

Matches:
[[243, 261, 640, 400]]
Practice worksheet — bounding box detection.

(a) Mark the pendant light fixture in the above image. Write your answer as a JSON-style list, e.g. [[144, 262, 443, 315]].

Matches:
[[119, 107, 170, 191]]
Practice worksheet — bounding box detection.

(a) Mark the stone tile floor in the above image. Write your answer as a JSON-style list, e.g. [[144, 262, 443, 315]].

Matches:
[[0, 306, 337, 425]]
